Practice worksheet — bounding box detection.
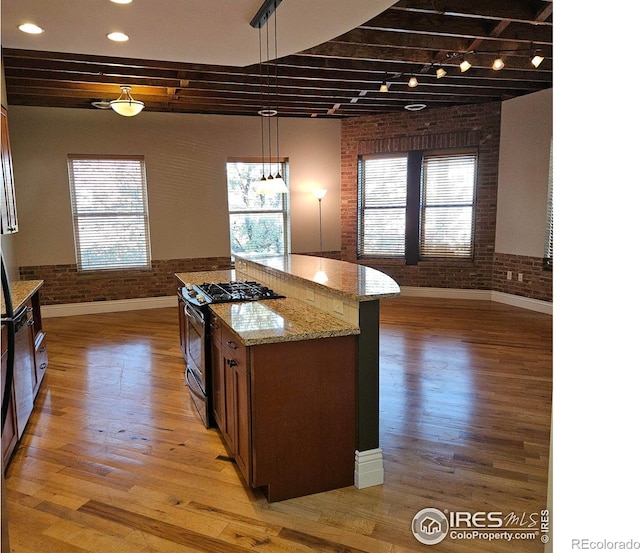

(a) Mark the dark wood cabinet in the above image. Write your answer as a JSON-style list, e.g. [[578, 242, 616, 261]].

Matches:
[[1, 326, 18, 468], [2, 290, 48, 469], [209, 314, 226, 432], [1, 106, 19, 235], [219, 325, 250, 484], [209, 314, 357, 502], [177, 292, 188, 362]]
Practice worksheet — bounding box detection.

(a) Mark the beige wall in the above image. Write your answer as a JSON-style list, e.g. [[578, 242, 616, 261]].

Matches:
[[7, 106, 341, 267], [496, 88, 553, 257]]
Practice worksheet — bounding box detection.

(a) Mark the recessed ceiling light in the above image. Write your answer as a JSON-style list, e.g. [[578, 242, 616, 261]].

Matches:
[[18, 23, 44, 34], [107, 32, 129, 42], [404, 103, 426, 111]]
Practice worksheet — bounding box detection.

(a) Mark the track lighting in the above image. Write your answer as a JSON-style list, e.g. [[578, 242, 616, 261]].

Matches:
[[379, 82, 389, 93], [492, 57, 505, 71], [459, 59, 471, 72], [531, 54, 544, 68], [436, 67, 447, 79], [408, 76, 418, 88]]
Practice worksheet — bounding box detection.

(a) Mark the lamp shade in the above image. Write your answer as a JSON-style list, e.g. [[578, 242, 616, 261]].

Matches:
[[312, 189, 327, 200], [110, 86, 144, 116], [257, 175, 288, 194]]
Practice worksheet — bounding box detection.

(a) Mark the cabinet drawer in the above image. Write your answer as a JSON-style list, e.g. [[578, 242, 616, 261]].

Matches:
[[221, 324, 247, 368]]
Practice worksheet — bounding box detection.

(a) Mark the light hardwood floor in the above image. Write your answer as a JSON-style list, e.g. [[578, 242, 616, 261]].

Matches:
[[3, 297, 552, 552]]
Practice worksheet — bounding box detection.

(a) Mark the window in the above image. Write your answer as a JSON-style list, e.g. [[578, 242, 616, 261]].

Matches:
[[226, 159, 290, 256], [420, 153, 476, 259], [67, 155, 151, 271], [357, 150, 477, 261], [358, 155, 408, 258]]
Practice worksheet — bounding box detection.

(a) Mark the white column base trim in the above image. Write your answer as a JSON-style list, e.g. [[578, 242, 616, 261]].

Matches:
[[354, 448, 384, 489]]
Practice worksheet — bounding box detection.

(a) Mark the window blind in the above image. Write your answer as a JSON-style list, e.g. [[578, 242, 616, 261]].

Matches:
[[67, 155, 151, 271], [420, 153, 476, 258], [358, 155, 408, 257]]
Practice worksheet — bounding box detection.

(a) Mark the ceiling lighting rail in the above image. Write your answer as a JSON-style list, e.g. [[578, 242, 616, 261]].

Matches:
[[250, 0, 283, 29], [376, 45, 546, 92]]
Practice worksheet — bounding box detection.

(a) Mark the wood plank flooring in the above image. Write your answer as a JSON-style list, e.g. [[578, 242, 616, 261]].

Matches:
[[3, 297, 552, 552]]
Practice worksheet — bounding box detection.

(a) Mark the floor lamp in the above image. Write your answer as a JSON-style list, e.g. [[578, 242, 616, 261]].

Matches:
[[312, 189, 327, 252]]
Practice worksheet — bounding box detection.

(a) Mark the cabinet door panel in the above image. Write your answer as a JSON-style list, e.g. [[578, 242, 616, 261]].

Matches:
[[1, 107, 18, 234]]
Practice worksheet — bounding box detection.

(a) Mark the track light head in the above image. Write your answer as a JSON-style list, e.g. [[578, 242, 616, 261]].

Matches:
[[459, 59, 471, 72], [408, 76, 419, 88], [492, 57, 505, 71], [531, 54, 544, 68], [379, 82, 389, 93], [436, 67, 447, 79]]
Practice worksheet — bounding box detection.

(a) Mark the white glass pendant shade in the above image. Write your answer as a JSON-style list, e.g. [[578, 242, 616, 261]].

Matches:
[[110, 86, 144, 116]]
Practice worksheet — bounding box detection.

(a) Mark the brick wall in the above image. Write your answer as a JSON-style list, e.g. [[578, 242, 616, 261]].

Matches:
[[492, 252, 552, 302], [341, 102, 502, 291], [19, 257, 232, 305]]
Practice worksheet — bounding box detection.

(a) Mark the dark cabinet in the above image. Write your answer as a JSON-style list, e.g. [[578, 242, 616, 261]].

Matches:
[[177, 292, 187, 362], [1, 106, 19, 235], [219, 326, 250, 484], [1, 326, 18, 468], [1, 291, 48, 469], [208, 314, 357, 502]]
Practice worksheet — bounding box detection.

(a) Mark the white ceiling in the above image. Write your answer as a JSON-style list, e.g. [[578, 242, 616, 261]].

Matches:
[[1, 0, 397, 67]]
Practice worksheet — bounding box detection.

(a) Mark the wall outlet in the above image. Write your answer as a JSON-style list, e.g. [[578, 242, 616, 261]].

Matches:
[[517, 273, 523, 282], [506, 271, 512, 280]]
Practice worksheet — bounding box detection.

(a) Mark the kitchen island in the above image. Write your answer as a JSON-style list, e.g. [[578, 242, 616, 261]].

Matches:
[[176, 254, 400, 501]]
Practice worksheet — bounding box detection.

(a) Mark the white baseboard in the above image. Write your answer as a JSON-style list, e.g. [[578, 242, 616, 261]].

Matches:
[[354, 448, 384, 489], [400, 286, 552, 314], [401, 286, 491, 300], [490, 291, 552, 315], [41, 296, 177, 318]]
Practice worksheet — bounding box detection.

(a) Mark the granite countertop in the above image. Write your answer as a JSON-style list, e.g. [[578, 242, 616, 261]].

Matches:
[[235, 253, 401, 301], [210, 297, 359, 346], [175, 270, 359, 346], [1, 279, 44, 315]]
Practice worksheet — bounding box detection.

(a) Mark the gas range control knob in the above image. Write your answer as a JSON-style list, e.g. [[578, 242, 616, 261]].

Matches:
[[186, 283, 193, 290], [196, 294, 206, 304]]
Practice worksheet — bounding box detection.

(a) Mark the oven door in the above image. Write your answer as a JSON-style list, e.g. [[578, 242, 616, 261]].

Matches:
[[185, 366, 208, 427], [182, 302, 211, 427], [183, 302, 205, 382]]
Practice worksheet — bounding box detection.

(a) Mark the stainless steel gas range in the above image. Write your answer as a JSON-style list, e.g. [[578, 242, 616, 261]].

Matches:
[[179, 280, 284, 427]]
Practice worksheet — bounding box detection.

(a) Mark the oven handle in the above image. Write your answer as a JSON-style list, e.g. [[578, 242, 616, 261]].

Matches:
[[185, 366, 206, 401], [184, 302, 204, 326]]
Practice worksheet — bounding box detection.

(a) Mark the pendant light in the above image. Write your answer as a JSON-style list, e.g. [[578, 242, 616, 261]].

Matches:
[[252, 0, 287, 194], [110, 86, 144, 116]]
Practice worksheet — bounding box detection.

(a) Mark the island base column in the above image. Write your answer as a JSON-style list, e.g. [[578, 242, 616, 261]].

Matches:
[[355, 448, 384, 488], [355, 300, 384, 488]]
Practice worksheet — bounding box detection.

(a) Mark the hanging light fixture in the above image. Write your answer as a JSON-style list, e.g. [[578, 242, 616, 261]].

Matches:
[[110, 86, 144, 116], [436, 67, 447, 79], [252, 0, 287, 194], [459, 58, 471, 72]]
